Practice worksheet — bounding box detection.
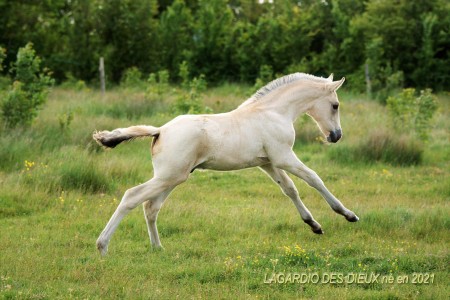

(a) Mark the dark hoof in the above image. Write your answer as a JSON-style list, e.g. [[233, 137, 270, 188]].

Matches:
[[313, 228, 324, 234], [346, 214, 359, 222]]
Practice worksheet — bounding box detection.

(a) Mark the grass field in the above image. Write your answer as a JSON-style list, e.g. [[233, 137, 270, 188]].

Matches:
[[0, 85, 448, 299]]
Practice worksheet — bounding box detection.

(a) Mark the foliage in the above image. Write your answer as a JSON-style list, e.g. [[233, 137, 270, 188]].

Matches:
[[146, 69, 170, 100], [253, 64, 274, 91], [0, 0, 448, 92], [60, 73, 88, 91], [96, 0, 159, 82], [364, 35, 405, 102], [178, 60, 190, 89], [174, 74, 210, 114], [173, 62, 211, 114], [120, 66, 143, 88], [1, 43, 54, 128], [0, 46, 5, 72], [330, 88, 438, 166], [159, 0, 193, 78], [387, 88, 438, 141], [58, 111, 74, 132], [0, 47, 10, 89]]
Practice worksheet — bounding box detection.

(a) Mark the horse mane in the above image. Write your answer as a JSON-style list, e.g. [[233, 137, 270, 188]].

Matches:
[[240, 72, 331, 107]]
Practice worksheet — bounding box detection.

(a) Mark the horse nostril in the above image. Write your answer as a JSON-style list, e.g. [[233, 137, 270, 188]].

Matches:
[[328, 129, 342, 143], [335, 129, 342, 140]]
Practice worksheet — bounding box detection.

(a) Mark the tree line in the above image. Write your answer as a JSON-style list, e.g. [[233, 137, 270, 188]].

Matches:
[[0, 0, 448, 92]]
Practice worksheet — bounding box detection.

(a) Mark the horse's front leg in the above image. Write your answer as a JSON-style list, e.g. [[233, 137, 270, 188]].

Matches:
[[272, 151, 359, 222], [259, 164, 323, 234]]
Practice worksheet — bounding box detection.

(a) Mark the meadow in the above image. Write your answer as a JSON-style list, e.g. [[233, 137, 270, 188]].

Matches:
[[0, 85, 448, 299]]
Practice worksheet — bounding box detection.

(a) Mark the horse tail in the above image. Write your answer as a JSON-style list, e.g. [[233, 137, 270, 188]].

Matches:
[[93, 125, 160, 148]]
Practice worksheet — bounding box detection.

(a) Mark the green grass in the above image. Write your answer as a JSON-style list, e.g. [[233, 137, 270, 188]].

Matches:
[[0, 87, 449, 299]]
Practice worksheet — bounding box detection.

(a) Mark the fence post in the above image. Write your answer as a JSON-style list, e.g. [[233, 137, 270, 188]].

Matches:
[[365, 62, 372, 98], [99, 57, 105, 95]]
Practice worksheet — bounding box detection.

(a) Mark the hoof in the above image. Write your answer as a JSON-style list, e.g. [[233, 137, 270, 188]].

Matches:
[[151, 245, 164, 252], [96, 239, 108, 256], [313, 227, 324, 234], [304, 219, 323, 234], [346, 214, 359, 222]]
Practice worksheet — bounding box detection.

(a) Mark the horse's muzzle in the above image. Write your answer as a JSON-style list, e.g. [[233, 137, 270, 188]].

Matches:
[[327, 129, 342, 143]]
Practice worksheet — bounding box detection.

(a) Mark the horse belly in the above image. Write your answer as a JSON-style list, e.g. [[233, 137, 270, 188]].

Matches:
[[198, 133, 269, 171], [198, 155, 269, 171]]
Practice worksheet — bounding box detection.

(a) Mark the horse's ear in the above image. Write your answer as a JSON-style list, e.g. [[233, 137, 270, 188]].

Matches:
[[328, 77, 345, 91], [327, 73, 334, 81]]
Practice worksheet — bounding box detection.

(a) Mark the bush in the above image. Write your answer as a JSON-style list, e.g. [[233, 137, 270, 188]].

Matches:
[[173, 62, 211, 114], [173, 74, 211, 114], [179, 60, 190, 89], [1, 43, 54, 128], [120, 66, 144, 88], [60, 73, 87, 91], [387, 88, 438, 141], [146, 70, 170, 100]]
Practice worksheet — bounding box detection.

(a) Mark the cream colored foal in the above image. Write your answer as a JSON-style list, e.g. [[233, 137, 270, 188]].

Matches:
[[93, 73, 358, 256]]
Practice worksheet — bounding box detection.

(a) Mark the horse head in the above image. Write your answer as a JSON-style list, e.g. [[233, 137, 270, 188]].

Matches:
[[307, 77, 345, 143]]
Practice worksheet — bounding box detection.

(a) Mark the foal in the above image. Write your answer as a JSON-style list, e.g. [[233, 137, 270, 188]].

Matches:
[[93, 73, 359, 256]]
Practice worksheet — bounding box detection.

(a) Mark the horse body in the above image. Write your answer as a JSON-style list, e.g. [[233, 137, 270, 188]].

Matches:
[[155, 112, 269, 172], [93, 73, 359, 256]]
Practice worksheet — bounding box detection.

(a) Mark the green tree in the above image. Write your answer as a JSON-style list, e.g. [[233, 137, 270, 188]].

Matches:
[[350, 0, 449, 92], [97, 0, 159, 82], [159, 0, 194, 80], [190, 0, 235, 81], [1, 43, 54, 128], [387, 88, 437, 141]]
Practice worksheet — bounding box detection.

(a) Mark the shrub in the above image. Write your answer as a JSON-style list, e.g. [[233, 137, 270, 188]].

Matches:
[[146, 69, 170, 100], [174, 74, 211, 114], [173, 62, 211, 114], [179, 60, 190, 89], [120, 66, 143, 88], [1, 43, 54, 128], [387, 88, 438, 141], [60, 73, 87, 91], [58, 111, 74, 132]]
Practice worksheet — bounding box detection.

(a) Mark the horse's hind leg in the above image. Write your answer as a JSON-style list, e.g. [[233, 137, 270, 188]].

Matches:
[[260, 164, 323, 234], [143, 188, 173, 249], [96, 177, 180, 256]]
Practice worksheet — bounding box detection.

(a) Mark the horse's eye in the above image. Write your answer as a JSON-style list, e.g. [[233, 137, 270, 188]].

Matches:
[[332, 104, 339, 110]]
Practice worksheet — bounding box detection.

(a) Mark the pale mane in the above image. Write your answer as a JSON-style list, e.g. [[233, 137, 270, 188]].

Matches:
[[240, 72, 330, 107]]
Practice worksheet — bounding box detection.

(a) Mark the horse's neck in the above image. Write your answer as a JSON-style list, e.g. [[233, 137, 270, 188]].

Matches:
[[240, 84, 321, 122]]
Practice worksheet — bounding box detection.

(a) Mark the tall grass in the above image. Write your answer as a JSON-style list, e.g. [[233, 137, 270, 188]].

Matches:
[[329, 130, 423, 166]]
